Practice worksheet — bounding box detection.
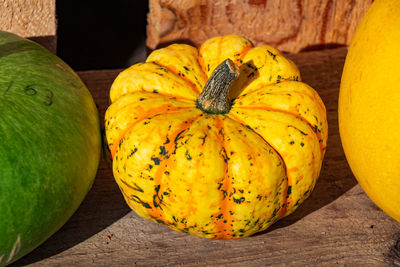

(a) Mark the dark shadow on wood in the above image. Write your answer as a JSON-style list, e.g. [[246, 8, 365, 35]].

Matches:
[[299, 43, 347, 53]]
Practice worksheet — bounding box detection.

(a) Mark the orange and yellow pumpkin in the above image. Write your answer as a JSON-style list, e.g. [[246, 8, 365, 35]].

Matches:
[[105, 35, 328, 239]]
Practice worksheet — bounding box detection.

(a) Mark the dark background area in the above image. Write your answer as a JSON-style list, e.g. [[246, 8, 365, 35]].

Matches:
[[56, 1, 149, 71]]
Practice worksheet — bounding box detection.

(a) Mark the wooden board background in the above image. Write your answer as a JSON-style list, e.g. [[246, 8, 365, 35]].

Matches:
[[0, 0, 57, 53], [147, 0, 374, 53], [8, 47, 400, 266]]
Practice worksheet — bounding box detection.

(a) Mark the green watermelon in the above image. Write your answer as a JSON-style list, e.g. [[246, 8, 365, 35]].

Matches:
[[0, 31, 101, 265]]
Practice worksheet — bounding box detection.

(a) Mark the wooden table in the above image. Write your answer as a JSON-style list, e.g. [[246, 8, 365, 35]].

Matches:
[[11, 47, 400, 266]]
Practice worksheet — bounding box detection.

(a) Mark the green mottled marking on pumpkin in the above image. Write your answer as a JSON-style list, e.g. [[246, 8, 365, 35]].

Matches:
[[128, 148, 138, 158], [142, 202, 151, 209], [288, 125, 308, 136], [199, 134, 207, 145], [130, 194, 151, 209], [267, 50, 277, 61], [185, 150, 192, 161], [217, 182, 223, 190], [221, 189, 227, 199], [153, 184, 164, 209], [159, 146, 167, 156], [120, 179, 144, 193], [151, 157, 160, 165], [286, 186, 292, 197], [303, 189, 310, 196], [164, 136, 170, 144], [233, 197, 245, 204]]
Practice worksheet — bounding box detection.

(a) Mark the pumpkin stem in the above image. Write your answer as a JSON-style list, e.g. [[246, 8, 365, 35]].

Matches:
[[196, 59, 240, 114]]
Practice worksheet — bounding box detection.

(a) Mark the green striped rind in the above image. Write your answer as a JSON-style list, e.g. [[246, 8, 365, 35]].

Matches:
[[0, 31, 101, 266]]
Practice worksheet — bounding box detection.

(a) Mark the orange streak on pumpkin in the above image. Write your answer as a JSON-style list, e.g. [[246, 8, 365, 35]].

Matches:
[[287, 166, 299, 172], [145, 114, 202, 226], [110, 105, 193, 158], [211, 117, 235, 239], [198, 54, 207, 78]]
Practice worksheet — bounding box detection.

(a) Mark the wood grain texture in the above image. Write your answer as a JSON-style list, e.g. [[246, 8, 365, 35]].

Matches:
[[9, 48, 400, 266], [146, 0, 373, 53], [0, 0, 57, 53]]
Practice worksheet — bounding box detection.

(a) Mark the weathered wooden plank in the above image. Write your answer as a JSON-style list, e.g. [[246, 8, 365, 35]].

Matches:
[[10, 47, 400, 266], [0, 0, 57, 53], [146, 0, 373, 53]]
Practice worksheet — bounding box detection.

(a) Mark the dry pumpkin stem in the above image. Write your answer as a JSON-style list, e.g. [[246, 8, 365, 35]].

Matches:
[[196, 58, 240, 114]]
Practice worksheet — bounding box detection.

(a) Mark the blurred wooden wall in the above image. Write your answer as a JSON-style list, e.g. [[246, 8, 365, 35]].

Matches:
[[147, 0, 374, 53]]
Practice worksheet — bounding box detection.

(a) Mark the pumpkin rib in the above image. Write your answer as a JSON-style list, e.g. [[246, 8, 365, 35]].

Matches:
[[233, 105, 325, 154], [105, 91, 195, 153], [231, 72, 301, 100], [234, 47, 301, 98], [147, 44, 207, 93], [110, 62, 200, 102], [228, 109, 323, 216], [112, 109, 204, 226], [167, 44, 208, 87], [152, 114, 225, 237], [231, 81, 327, 155], [144, 113, 203, 227], [235, 85, 318, 103], [242, 83, 327, 118], [150, 61, 202, 96], [109, 106, 195, 158], [198, 35, 254, 79], [117, 67, 199, 102], [225, 114, 291, 219]]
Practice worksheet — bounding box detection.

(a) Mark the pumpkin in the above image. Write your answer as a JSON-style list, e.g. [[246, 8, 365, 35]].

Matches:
[[339, 0, 400, 222], [105, 34, 327, 239], [0, 31, 101, 265]]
